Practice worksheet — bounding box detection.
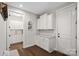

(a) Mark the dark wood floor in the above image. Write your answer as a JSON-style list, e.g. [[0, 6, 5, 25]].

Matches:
[[18, 45, 67, 56], [9, 42, 23, 50], [10, 42, 67, 56]]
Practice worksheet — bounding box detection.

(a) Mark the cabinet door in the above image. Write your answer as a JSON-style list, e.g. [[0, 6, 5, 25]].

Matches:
[[47, 14, 53, 29], [36, 36, 43, 48], [39, 36, 44, 48], [36, 36, 50, 52], [43, 38, 49, 52], [40, 16, 44, 29], [37, 13, 55, 29], [36, 36, 40, 46], [40, 14, 48, 29], [43, 14, 48, 29], [49, 36, 56, 52], [37, 19, 40, 29]]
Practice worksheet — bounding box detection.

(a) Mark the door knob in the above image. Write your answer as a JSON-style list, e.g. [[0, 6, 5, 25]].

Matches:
[[58, 33, 60, 37], [58, 35, 60, 37]]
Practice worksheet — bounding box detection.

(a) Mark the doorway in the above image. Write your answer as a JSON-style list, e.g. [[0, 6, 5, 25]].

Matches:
[[7, 10, 24, 50]]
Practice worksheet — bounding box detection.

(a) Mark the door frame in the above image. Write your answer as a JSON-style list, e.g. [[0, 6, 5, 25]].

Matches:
[[6, 10, 25, 50]]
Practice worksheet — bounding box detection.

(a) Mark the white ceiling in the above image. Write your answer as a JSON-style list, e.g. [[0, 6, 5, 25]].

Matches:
[[6, 2, 72, 15]]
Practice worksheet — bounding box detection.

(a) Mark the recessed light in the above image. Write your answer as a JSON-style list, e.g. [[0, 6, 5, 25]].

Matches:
[[19, 4, 23, 7]]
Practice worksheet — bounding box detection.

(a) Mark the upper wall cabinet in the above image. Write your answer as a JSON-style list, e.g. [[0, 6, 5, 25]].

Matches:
[[37, 13, 55, 29], [37, 13, 48, 29]]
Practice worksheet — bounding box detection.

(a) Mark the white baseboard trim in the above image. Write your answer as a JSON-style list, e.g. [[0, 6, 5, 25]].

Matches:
[[54, 48, 76, 56], [64, 49, 76, 56], [23, 44, 34, 48]]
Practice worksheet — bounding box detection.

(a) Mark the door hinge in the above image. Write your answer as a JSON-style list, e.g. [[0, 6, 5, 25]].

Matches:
[[9, 26, 10, 28], [9, 35, 11, 37], [75, 21, 77, 24], [76, 50, 77, 54], [75, 36, 77, 39], [75, 7, 77, 10]]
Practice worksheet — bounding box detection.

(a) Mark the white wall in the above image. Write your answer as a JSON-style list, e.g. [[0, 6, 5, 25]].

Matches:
[[23, 13, 37, 48], [0, 14, 6, 55]]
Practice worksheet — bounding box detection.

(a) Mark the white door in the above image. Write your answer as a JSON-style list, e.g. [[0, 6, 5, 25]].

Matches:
[[56, 4, 77, 55]]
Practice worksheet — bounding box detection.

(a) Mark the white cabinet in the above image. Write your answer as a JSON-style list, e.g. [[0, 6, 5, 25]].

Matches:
[[42, 38, 49, 52], [40, 13, 48, 29], [47, 14, 55, 29], [36, 36, 44, 48], [37, 14, 48, 29], [42, 37, 55, 52], [36, 36, 55, 53], [37, 18, 41, 29], [37, 13, 55, 29]]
